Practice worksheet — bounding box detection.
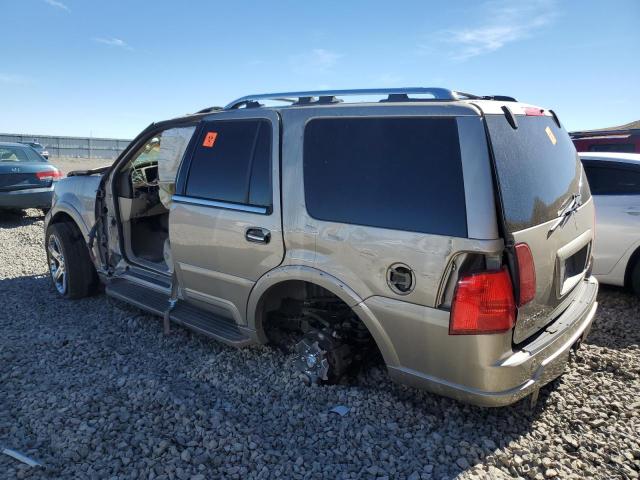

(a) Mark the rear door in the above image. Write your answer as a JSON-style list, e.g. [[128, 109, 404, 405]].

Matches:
[[582, 159, 640, 275], [170, 110, 284, 324], [0, 145, 55, 191], [486, 113, 594, 343]]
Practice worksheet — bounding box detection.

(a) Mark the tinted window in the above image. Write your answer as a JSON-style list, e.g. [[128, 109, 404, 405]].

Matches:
[[304, 117, 467, 237], [583, 162, 640, 195], [186, 120, 272, 207], [589, 143, 635, 153], [486, 115, 584, 232]]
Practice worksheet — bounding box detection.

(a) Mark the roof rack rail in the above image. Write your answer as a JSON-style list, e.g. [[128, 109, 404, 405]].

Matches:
[[224, 87, 466, 110], [456, 92, 517, 102], [195, 106, 224, 114], [483, 95, 517, 102]]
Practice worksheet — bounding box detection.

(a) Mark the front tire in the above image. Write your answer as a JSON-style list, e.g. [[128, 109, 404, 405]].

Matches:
[[46, 222, 99, 299]]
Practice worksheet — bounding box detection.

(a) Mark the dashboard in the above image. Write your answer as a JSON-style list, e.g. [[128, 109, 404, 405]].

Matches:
[[131, 164, 159, 188]]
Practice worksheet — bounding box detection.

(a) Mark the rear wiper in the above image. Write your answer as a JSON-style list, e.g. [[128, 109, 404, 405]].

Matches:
[[547, 193, 582, 238]]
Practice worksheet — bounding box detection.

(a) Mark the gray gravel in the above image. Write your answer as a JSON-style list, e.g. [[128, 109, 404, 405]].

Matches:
[[1, 209, 639, 479]]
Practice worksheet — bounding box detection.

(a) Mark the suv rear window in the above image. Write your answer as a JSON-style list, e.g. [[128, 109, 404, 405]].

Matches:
[[303, 117, 467, 237], [486, 115, 586, 232], [185, 119, 272, 208]]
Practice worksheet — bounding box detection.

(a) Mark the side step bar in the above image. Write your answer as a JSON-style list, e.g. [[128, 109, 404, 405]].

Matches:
[[106, 279, 168, 316], [106, 279, 252, 347]]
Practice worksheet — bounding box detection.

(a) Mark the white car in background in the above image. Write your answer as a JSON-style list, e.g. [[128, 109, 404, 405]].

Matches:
[[580, 152, 640, 296]]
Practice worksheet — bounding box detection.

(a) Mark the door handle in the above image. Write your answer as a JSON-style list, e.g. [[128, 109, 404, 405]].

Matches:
[[624, 208, 640, 216], [245, 227, 271, 244]]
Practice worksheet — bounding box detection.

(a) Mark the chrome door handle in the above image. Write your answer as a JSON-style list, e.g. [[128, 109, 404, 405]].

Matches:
[[624, 208, 640, 216], [245, 227, 271, 244]]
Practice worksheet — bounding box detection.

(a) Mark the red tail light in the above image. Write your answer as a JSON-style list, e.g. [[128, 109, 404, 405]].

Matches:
[[450, 268, 516, 335], [515, 243, 536, 306], [36, 169, 62, 181]]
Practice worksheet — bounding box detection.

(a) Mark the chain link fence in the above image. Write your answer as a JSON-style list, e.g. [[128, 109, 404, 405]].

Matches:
[[0, 132, 132, 160]]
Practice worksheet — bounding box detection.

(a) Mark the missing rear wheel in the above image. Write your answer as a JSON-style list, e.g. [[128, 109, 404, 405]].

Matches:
[[294, 328, 352, 385]]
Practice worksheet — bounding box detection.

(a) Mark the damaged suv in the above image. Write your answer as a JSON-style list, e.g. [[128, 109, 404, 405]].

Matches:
[[44, 88, 598, 406]]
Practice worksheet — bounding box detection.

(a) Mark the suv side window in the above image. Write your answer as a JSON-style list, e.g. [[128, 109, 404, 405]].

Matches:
[[303, 117, 467, 237], [582, 161, 640, 195], [185, 119, 272, 208]]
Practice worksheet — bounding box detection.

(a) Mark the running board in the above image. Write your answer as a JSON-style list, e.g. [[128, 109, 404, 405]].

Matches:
[[170, 301, 252, 347], [105, 279, 251, 347], [106, 279, 168, 316]]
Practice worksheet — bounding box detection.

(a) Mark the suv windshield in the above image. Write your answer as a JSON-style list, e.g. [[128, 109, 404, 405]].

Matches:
[[486, 114, 589, 232]]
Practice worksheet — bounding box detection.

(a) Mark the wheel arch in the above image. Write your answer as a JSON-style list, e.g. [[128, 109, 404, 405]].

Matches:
[[47, 205, 89, 240], [247, 265, 400, 366], [624, 244, 640, 289]]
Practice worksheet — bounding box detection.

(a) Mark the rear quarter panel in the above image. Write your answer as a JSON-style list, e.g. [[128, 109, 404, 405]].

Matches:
[[279, 104, 501, 307]]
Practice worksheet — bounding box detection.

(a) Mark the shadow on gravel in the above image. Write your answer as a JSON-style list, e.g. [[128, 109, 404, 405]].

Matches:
[[351, 363, 562, 477], [0, 273, 49, 291], [588, 286, 640, 349], [2, 261, 637, 478], [0, 209, 45, 230]]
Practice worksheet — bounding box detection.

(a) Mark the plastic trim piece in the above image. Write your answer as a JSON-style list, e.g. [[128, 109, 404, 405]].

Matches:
[[172, 194, 269, 215]]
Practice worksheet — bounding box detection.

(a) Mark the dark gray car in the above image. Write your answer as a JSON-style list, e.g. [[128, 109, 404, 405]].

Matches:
[[0, 142, 62, 211], [20, 141, 50, 159]]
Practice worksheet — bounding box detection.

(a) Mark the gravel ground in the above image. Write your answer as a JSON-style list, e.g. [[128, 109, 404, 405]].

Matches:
[[1, 210, 639, 479]]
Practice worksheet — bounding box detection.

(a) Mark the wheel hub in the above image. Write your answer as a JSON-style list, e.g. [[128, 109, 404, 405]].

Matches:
[[295, 338, 330, 384]]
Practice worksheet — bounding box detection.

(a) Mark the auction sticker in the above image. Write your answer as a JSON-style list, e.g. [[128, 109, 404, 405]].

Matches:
[[545, 126, 557, 145], [203, 131, 218, 148]]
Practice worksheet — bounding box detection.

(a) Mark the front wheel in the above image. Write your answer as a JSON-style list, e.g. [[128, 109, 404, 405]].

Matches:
[[46, 222, 99, 299]]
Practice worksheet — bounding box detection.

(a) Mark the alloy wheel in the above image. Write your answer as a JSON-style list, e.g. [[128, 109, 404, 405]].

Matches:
[[48, 234, 67, 294]]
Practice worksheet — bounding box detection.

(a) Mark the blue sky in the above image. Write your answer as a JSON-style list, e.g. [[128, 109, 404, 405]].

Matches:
[[1, 0, 638, 139]]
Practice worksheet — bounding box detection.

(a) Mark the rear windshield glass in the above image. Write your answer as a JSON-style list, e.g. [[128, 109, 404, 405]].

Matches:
[[0, 146, 44, 162], [486, 115, 586, 231], [304, 117, 467, 237]]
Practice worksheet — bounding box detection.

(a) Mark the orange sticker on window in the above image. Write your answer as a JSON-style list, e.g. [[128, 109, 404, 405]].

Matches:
[[202, 131, 218, 148]]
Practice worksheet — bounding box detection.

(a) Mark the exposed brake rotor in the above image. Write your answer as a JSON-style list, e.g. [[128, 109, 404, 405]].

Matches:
[[294, 338, 330, 385]]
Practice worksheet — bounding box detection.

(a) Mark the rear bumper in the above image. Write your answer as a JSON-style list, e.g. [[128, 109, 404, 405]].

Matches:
[[0, 187, 54, 209], [363, 276, 599, 407]]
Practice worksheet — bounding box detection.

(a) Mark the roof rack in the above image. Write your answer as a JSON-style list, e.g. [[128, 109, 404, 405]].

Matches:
[[195, 106, 224, 114], [224, 87, 470, 110]]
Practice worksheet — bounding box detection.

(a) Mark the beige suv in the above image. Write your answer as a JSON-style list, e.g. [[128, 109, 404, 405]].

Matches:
[[44, 88, 598, 406]]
